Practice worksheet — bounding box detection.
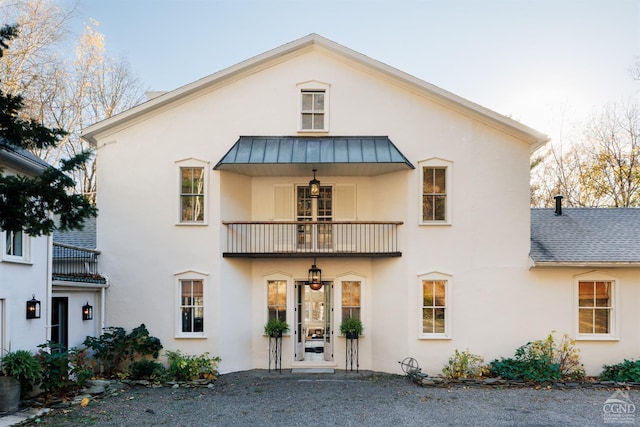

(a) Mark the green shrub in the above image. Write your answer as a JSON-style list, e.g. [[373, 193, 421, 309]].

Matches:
[[600, 359, 640, 382], [166, 350, 221, 381], [83, 324, 163, 377], [1, 350, 42, 398], [489, 332, 584, 382], [442, 349, 488, 379], [130, 359, 166, 381], [37, 342, 77, 396]]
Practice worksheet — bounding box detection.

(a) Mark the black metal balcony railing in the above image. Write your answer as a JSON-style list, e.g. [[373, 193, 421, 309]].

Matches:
[[222, 221, 402, 258], [52, 242, 107, 284]]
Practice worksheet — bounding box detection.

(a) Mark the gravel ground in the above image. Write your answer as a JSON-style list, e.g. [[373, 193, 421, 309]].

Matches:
[[24, 370, 634, 426]]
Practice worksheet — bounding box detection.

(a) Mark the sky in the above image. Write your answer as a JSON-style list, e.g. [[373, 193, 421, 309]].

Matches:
[[60, 0, 639, 145]]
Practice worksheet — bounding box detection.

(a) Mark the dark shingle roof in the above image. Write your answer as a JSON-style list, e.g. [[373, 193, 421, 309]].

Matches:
[[52, 216, 97, 250], [530, 208, 640, 266]]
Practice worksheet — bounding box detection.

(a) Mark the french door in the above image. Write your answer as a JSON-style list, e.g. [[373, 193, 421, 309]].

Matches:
[[294, 281, 333, 362], [296, 186, 333, 251]]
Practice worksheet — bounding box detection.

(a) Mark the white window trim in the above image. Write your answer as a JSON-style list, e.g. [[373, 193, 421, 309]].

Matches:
[[574, 271, 619, 341], [336, 273, 366, 337], [297, 81, 330, 133], [264, 272, 293, 336], [419, 158, 452, 226], [175, 158, 210, 226], [1, 230, 31, 264], [418, 271, 452, 340], [174, 270, 208, 339]]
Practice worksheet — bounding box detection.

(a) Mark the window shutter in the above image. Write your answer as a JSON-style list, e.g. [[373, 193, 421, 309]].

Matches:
[[274, 185, 293, 220], [335, 184, 356, 220]]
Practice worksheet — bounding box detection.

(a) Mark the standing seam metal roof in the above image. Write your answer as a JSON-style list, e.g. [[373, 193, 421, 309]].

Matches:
[[214, 136, 414, 176]]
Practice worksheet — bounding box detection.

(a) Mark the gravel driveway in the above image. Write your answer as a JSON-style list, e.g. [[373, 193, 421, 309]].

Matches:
[[25, 370, 634, 426]]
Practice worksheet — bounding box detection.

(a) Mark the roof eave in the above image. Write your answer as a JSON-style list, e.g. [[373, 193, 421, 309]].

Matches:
[[0, 148, 48, 175], [81, 33, 549, 148], [529, 260, 640, 269]]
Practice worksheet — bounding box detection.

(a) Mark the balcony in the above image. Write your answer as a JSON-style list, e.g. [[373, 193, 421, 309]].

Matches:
[[52, 242, 107, 284], [222, 221, 402, 258]]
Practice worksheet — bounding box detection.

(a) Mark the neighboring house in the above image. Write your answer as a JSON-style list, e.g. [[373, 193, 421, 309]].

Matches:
[[0, 142, 51, 354], [0, 140, 106, 357], [82, 34, 639, 376], [52, 215, 108, 349]]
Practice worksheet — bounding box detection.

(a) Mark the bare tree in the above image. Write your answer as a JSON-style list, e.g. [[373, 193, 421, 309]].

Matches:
[[0, 0, 146, 202], [532, 102, 640, 207]]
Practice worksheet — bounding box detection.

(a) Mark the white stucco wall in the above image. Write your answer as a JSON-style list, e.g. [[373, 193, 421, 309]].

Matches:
[[91, 44, 632, 377]]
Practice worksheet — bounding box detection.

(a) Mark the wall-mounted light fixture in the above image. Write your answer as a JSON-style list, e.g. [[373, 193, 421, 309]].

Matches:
[[308, 259, 322, 290], [26, 294, 41, 319], [82, 301, 93, 321], [309, 169, 320, 198]]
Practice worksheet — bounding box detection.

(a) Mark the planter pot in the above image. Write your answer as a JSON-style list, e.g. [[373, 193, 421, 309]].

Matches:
[[346, 332, 359, 340], [0, 376, 20, 413], [269, 331, 283, 338]]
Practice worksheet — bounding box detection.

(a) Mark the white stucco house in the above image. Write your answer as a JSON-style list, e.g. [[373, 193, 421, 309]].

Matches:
[[0, 141, 106, 357], [82, 34, 640, 376], [0, 142, 51, 354]]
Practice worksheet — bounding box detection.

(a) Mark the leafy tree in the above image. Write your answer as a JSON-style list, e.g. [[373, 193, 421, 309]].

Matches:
[[0, 23, 96, 236]]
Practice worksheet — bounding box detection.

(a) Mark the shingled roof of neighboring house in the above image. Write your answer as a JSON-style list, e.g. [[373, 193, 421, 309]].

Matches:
[[530, 208, 640, 267], [53, 215, 97, 250]]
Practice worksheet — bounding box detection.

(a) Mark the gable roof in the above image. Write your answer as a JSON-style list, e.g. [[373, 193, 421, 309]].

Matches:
[[214, 136, 414, 176], [530, 208, 640, 267], [82, 34, 549, 150]]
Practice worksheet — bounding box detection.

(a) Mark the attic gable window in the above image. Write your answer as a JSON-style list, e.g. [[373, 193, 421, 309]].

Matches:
[[300, 90, 326, 131]]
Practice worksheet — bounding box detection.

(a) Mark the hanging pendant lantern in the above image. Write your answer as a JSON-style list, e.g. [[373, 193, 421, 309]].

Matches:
[[309, 169, 320, 198], [308, 261, 322, 290]]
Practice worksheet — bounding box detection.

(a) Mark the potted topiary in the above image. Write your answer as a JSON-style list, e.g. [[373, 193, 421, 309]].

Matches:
[[340, 317, 363, 339], [0, 350, 42, 412], [264, 319, 290, 338]]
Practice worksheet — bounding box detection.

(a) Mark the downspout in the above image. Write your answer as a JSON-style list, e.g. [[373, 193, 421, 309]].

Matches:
[[45, 232, 53, 343]]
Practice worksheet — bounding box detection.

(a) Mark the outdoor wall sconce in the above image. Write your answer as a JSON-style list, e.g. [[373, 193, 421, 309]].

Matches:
[[26, 294, 41, 319], [308, 260, 322, 290], [309, 169, 320, 198], [82, 301, 93, 321]]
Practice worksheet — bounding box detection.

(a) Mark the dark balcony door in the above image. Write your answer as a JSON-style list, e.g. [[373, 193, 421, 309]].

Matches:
[[297, 186, 332, 251], [51, 297, 68, 349]]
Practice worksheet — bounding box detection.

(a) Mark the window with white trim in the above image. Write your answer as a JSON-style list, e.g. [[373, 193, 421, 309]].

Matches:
[[267, 280, 287, 321], [341, 281, 361, 321], [175, 271, 208, 337], [176, 159, 209, 225], [419, 272, 451, 338], [2, 229, 30, 262], [576, 275, 616, 339], [420, 159, 452, 225], [301, 90, 325, 131]]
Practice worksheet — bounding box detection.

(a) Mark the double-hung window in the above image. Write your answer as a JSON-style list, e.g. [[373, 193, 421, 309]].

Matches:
[[341, 281, 361, 321], [267, 280, 287, 321], [577, 278, 616, 338], [175, 271, 207, 337], [419, 272, 451, 338], [180, 279, 204, 333], [420, 159, 452, 225], [301, 90, 325, 131], [176, 159, 209, 225], [2, 229, 29, 262], [180, 167, 205, 222]]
